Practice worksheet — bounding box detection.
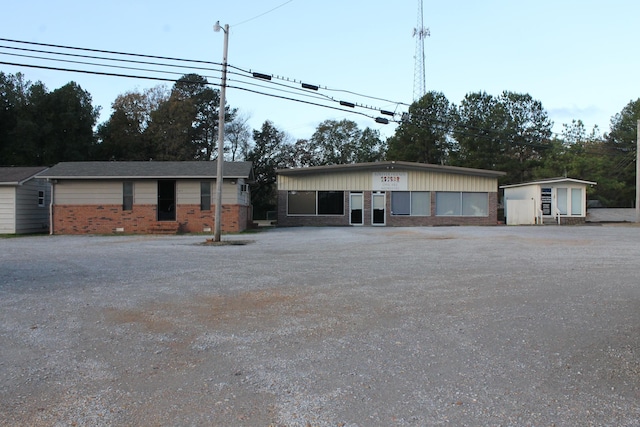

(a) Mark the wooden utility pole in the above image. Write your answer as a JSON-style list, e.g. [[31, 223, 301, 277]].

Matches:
[[636, 120, 640, 222]]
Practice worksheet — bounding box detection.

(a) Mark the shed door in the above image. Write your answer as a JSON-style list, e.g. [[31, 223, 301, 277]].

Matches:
[[157, 180, 176, 221]]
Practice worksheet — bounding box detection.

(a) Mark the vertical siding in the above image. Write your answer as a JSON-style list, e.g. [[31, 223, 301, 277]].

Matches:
[[278, 170, 498, 192], [0, 187, 16, 234], [15, 179, 50, 233]]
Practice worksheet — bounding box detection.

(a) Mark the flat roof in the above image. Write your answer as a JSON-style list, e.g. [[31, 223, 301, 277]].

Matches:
[[501, 177, 597, 189], [277, 161, 506, 178]]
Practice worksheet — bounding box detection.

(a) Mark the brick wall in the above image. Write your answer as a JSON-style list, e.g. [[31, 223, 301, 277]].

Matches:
[[277, 191, 500, 227], [52, 204, 250, 235]]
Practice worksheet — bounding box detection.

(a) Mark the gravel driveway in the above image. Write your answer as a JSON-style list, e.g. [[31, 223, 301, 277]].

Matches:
[[1, 225, 640, 426]]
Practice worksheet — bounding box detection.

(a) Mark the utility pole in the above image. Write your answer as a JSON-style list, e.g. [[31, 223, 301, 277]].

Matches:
[[636, 119, 640, 223], [213, 21, 229, 242]]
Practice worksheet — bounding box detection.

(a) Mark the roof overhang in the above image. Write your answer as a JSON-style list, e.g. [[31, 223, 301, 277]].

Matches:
[[277, 161, 506, 179], [501, 177, 597, 189]]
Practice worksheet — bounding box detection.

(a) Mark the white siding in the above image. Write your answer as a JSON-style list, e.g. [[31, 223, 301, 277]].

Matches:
[[278, 170, 497, 192], [0, 187, 16, 234], [15, 179, 50, 233], [134, 181, 156, 204], [55, 181, 122, 204]]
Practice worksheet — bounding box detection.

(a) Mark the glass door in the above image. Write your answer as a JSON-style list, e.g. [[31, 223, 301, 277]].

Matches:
[[372, 192, 385, 225], [350, 193, 363, 225]]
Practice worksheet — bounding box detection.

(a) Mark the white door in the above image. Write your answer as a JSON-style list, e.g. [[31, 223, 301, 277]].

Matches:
[[372, 192, 385, 225]]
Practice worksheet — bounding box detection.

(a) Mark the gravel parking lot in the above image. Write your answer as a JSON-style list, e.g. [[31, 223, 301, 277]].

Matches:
[[1, 225, 640, 426]]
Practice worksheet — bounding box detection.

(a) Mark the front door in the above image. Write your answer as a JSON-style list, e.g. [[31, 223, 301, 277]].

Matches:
[[157, 180, 176, 221], [350, 193, 363, 225], [372, 192, 385, 225]]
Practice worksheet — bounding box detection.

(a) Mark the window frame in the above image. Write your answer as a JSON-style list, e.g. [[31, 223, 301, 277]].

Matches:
[[123, 181, 134, 211], [391, 191, 430, 216], [287, 191, 345, 216], [200, 181, 211, 211]]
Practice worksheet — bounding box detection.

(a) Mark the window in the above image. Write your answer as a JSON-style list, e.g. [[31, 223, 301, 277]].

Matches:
[[288, 191, 316, 215], [200, 182, 211, 211], [318, 191, 344, 215], [391, 191, 430, 216], [287, 191, 344, 216], [571, 188, 582, 215], [37, 190, 45, 207], [462, 192, 488, 216], [557, 188, 567, 215], [123, 182, 133, 211], [436, 192, 461, 216], [436, 192, 488, 217]]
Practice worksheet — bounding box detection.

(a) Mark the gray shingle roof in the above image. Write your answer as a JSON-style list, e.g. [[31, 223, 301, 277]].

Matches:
[[39, 161, 253, 180], [0, 167, 48, 185]]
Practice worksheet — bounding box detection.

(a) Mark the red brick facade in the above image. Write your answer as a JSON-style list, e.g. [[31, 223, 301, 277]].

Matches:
[[52, 204, 251, 235], [277, 191, 499, 227]]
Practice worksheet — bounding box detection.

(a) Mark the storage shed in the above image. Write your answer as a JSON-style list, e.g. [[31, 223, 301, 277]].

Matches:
[[0, 167, 50, 234], [501, 177, 596, 225], [276, 161, 505, 227], [39, 161, 253, 235]]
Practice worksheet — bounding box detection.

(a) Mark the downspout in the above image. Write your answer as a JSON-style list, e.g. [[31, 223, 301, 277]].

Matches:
[[49, 179, 55, 235]]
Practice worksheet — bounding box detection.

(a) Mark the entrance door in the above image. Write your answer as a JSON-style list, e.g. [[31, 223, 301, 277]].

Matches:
[[350, 193, 363, 225], [372, 192, 385, 225], [157, 180, 176, 221]]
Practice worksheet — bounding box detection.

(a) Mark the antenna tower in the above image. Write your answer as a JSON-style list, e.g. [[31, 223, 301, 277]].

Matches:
[[412, 0, 430, 101]]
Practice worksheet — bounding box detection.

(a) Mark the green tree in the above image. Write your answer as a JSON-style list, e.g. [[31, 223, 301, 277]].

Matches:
[[309, 119, 385, 165], [246, 121, 294, 218], [96, 87, 169, 160], [452, 91, 552, 184], [145, 74, 235, 161], [387, 91, 455, 164], [602, 98, 640, 206]]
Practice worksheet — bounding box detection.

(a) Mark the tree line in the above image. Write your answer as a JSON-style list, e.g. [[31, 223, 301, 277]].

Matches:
[[1, 71, 639, 216]]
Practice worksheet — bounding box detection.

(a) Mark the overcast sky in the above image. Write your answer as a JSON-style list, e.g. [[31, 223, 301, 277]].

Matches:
[[2, 0, 638, 141]]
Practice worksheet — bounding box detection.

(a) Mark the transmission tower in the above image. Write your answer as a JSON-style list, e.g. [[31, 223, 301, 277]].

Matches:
[[412, 0, 430, 101]]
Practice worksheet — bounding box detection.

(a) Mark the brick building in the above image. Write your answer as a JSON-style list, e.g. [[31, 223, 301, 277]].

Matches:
[[276, 161, 505, 227], [40, 161, 253, 235]]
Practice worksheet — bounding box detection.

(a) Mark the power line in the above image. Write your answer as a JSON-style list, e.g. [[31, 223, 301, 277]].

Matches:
[[0, 37, 405, 124]]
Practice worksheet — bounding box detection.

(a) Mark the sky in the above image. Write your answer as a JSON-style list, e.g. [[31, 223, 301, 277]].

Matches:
[[2, 0, 639, 143]]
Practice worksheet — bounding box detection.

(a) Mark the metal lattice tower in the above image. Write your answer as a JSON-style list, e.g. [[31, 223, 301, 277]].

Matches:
[[412, 0, 430, 101]]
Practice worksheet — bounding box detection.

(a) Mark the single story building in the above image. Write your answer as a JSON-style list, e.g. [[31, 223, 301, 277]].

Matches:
[[276, 161, 505, 227], [39, 161, 253, 235], [0, 166, 50, 234], [501, 177, 596, 225]]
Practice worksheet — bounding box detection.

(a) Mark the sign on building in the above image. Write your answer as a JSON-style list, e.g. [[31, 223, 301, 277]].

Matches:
[[372, 172, 408, 191]]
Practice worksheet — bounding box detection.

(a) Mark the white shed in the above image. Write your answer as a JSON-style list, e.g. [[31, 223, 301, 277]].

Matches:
[[501, 178, 596, 225], [0, 167, 50, 234]]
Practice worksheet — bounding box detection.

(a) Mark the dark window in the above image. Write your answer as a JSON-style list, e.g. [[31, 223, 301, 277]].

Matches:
[[37, 190, 45, 207], [287, 191, 316, 215], [200, 182, 211, 211], [123, 182, 133, 211], [391, 191, 410, 215], [318, 191, 344, 215]]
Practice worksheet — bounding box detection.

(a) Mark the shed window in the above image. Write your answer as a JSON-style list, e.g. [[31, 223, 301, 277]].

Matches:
[[571, 188, 582, 215], [123, 182, 133, 211], [200, 182, 211, 211], [38, 190, 45, 207], [391, 191, 430, 216]]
